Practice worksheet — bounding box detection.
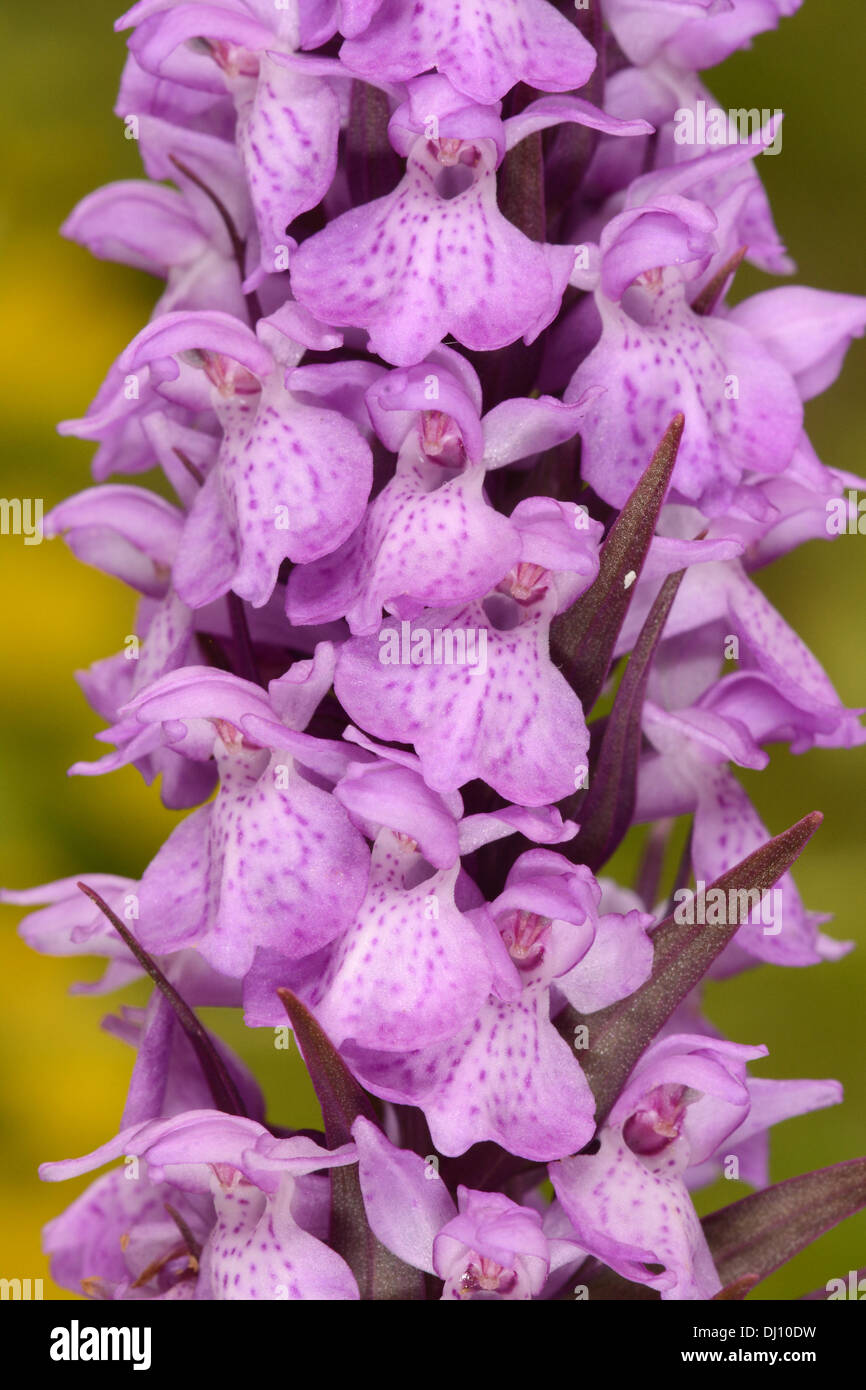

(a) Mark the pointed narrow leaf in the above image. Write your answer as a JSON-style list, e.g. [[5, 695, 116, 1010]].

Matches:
[[557, 1263, 761, 1302], [563, 569, 684, 869], [713, 1274, 760, 1300], [703, 1157, 866, 1291], [558, 812, 823, 1127], [691, 246, 747, 317], [77, 882, 247, 1118], [277, 989, 425, 1300], [550, 414, 684, 711], [558, 1265, 758, 1303], [277, 988, 378, 1146], [328, 1166, 426, 1300]]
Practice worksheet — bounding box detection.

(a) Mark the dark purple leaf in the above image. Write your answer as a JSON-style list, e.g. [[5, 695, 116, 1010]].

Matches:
[[77, 881, 247, 1118], [713, 1273, 760, 1301], [704, 1156, 866, 1291], [562, 568, 684, 870], [558, 812, 823, 1127], [550, 413, 684, 712], [277, 989, 425, 1300], [691, 246, 747, 317], [277, 988, 377, 1147]]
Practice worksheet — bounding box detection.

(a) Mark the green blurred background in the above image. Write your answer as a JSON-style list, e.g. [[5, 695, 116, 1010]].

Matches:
[[0, 1, 863, 1300]]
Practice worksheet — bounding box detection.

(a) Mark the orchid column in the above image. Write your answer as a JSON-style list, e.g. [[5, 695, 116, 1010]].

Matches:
[[5, 0, 866, 1301]]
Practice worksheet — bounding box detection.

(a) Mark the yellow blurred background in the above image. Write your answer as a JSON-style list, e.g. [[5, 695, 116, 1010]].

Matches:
[[0, 1, 864, 1299]]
